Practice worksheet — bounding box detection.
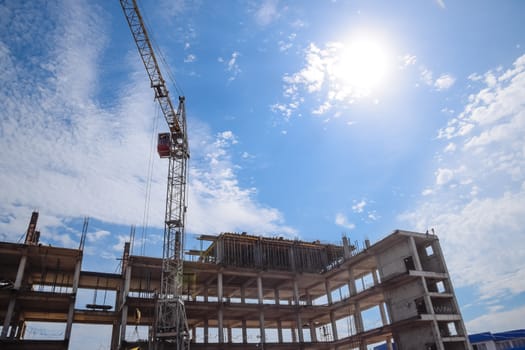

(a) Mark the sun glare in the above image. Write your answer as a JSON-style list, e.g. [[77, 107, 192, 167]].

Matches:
[[335, 36, 390, 97]]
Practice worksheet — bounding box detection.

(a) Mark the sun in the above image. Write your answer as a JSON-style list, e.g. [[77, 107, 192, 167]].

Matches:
[[333, 36, 390, 98]]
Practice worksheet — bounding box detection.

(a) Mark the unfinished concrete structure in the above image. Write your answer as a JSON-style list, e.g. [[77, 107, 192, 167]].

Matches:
[[0, 213, 471, 350]]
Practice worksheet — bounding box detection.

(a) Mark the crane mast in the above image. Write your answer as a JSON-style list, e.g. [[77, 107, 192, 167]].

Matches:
[[119, 1, 190, 349]]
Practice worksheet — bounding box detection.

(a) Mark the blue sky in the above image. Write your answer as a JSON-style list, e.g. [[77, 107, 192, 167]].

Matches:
[[1, 0, 524, 346]]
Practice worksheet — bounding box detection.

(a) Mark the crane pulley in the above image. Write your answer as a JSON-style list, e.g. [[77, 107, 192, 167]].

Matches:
[[119, 0, 190, 349]]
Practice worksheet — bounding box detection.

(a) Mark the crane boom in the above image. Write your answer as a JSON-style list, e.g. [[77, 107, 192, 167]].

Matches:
[[119, 1, 190, 349]]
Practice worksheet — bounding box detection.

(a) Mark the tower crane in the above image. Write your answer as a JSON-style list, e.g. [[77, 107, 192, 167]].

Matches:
[[119, 1, 190, 349]]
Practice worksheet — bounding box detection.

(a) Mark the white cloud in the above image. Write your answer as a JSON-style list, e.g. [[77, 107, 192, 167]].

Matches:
[[434, 73, 456, 90], [466, 305, 525, 333], [444, 142, 456, 152], [419, 67, 455, 90], [422, 188, 434, 196], [352, 200, 367, 213], [219, 51, 241, 82], [400, 54, 417, 68], [275, 39, 392, 118], [435, 168, 454, 185], [187, 122, 296, 236], [420, 67, 434, 86], [278, 33, 296, 52], [400, 54, 525, 305], [254, 0, 280, 26], [0, 0, 295, 250], [184, 53, 196, 62], [87, 229, 110, 243], [335, 213, 355, 230]]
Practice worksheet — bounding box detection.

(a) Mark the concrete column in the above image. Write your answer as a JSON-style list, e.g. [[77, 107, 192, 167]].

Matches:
[[354, 302, 364, 334], [119, 265, 132, 344], [379, 302, 389, 325], [296, 312, 304, 343], [204, 283, 209, 302], [240, 285, 246, 303], [110, 317, 120, 349], [329, 311, 338, 341], [242, 319, 247, 344], [2, 254, 27, 338], [293, 278, 300, 305], [13, 255, 27, 290], [204, 318, 209, 343], [2, 300, 16, 339], [276, 319, 283, 343], [65, 255, 82, 345], [372, 268, 379, 286], [434, 238, 471, 341], [347, 267, 357, 296], [274, 288, 280, 305], [217, 271, 223, 302], [309, 322, 317, 342], [259, 310, 265, 344], [408, 236, 423, 271], [218, 307, 224, 343], [257, 274, 263, 304], [325, 280, 333, 304]]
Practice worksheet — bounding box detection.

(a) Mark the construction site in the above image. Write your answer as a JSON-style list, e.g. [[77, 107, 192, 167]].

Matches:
[[1, 1, 473, 350], [0, 212, 472, 350]]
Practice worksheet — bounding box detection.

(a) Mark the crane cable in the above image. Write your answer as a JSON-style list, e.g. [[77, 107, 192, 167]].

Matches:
[[140, 103, 160, 256]]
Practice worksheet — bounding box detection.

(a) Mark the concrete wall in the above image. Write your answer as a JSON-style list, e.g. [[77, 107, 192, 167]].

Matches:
[[418, 242, 445, 274], [384, 279, 425, 323], [396, 324, 436, 350], [376, 240, 412, 280]]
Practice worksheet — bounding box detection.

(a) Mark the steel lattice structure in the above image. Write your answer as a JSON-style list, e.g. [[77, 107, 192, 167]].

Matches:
[[119, 1, 190, 349]]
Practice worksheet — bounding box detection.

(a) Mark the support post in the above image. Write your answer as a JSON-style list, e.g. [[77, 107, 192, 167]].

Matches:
[[330, 311, 338, 341], [218, 307, 224, 343], [2, 254, 27, 338], [65, 253, 82, 345], [347, 267, 357, 296], [325, 280, 333, 305], [257, 274, 263, 304], [259, 310, 265, 344], [277, 319, 283, 343], [242, 319, 247, 344]]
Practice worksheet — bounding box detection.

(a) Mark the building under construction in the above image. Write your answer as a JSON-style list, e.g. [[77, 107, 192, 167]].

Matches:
[[0, 212, 471, 350]]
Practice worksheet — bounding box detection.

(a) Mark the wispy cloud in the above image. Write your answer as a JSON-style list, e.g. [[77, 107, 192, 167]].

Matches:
[[187, 124, 296, 236], [278, 33, 297, 52], [419, 66, 456, 90], [254, 0, 281, 26], [352, 200, 367, 213], [400, 54, 525, 304], [467, 305, 525, 333], [184, 53, 196, 62], [0, 0, 294, 250], [273, 34, 398, 120], [399, 54, 417, 68], [218, 51, 241, 82], [335, 212, 355, 230], [434, 73, 456, 90]]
